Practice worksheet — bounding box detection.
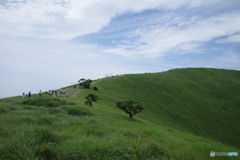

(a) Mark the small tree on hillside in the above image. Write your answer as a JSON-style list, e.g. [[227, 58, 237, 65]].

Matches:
[[115, 100, 144, 119], [85, 94, 99, 106], [78, 78, 92, 89]]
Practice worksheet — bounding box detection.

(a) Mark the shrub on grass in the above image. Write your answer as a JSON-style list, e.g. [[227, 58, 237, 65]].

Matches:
[[78, 78, 92, 89], [85, 100, 93, 106], [85, 94, 99, 106], [22, 97, 75, 107], [60, 105, 92, 116]]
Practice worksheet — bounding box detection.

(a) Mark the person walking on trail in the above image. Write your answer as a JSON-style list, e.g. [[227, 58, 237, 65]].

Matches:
[[50, 90, 53, 97], [22, 92, 25, 98], [60, 89, 63, 95], [28, 91, 31, 98], [63, 89, 65, 95], [53, 91, 56, 97], [39, 90, 42, 96], [48, 90, 51, 96], [25, 93, 28, 98]]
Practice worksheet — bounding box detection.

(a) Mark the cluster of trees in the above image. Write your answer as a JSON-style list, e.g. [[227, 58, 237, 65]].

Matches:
[[80, 78, 144, 119]]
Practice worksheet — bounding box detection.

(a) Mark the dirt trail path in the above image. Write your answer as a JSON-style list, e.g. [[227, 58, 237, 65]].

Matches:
[[57, 88, 79, 97], [57, 76, 120, 97]]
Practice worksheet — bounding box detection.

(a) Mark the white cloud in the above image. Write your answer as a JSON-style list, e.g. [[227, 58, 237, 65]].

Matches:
[[0, 0, 225, 40], [217, 34, 240, 43], [0, 35, 152, 79], [104, 11, 240, 58], [215, 51, 240, 65]]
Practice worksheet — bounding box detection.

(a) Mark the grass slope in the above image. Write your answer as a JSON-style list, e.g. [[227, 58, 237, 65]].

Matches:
[[0, 68, 239, 160], [93, 68, 240, 148]]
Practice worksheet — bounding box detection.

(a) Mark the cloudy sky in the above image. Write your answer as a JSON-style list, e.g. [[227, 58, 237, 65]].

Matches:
[[0, 0, 240, 98]]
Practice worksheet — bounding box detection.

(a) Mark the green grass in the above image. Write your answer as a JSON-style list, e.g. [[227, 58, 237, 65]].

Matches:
[[93, 68, 240, 149], [59, 105, 92, 116], [0, 68, 239, 160], [22, 97, 76, 107]]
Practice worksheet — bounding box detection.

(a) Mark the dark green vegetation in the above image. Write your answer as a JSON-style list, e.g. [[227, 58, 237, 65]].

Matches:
[[116, 100, 144, 119], [0, 68, 239, 160], [22, 97, 76, 107], [78, 78, 93, 89], [85, 94, 99, 106]]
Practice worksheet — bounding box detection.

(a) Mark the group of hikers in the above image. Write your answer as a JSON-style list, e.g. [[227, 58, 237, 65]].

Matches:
[[48, 89, 66, 97], [22, 91, 31, 98], [22, 89, 66, 98]]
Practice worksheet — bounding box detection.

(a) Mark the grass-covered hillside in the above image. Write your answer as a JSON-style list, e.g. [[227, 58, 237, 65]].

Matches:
[[0, 68, 239, 160], [92, 68, 240, 149]]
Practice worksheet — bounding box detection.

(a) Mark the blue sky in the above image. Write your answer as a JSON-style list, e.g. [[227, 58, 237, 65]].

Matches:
[[0, 0, 240, 98]]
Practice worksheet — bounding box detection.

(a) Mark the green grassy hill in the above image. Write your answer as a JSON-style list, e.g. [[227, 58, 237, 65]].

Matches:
[[0, 68, 239, 160], [92, 68, 240, 148]]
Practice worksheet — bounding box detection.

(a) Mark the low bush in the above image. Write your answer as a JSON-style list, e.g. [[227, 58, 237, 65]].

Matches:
[[22, 97, 76, 107], [85, 94, 99, 106], [59, 105, 92, 116]]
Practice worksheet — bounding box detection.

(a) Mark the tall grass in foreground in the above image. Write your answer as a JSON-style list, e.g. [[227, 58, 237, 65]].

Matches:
[[1, 112, 239, 160]]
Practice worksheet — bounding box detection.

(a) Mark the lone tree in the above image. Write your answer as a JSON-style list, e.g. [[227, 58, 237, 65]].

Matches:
[[78, 78, 92, 89], [85, 94, 99, 106], [115, 100, 144, 119]]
